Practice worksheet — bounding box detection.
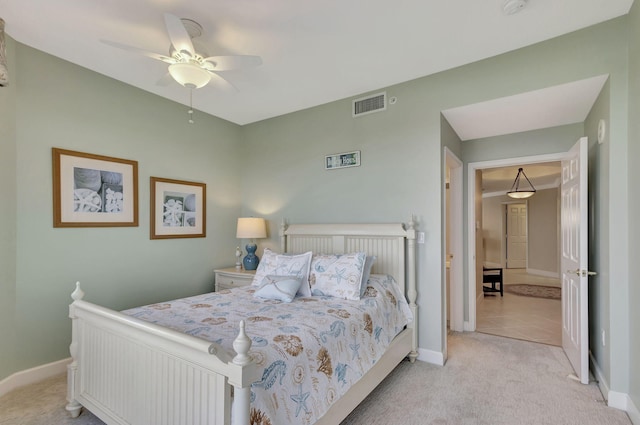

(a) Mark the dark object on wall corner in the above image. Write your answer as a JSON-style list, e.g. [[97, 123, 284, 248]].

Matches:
[[0, 18, 8, 87], [482, 267, 503, 297]]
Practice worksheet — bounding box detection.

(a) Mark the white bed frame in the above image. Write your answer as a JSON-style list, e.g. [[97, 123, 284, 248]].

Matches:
[[66, 220, 418, 425]]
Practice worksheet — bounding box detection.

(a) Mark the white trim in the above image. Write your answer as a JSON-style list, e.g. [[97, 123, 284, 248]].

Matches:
[[417, 347, 444, 366], [484, 261, 501, 268], [463, 321, 474, 331], [589, 351, 640, 423], [0, 357, 71, 398], [589, 351, 610, 401], [627, 396, 640, 425], [526, 268, 560, 279], [608, 391, 629, 411], [467, 152, 567, 334], [444, 147, 464, 336]]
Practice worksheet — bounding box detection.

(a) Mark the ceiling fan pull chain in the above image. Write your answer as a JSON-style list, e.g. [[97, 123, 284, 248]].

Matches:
[[188, 88, 194, 124]]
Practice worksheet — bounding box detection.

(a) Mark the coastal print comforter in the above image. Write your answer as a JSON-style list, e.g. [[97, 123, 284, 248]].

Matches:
[[123, 274, 413, 425]]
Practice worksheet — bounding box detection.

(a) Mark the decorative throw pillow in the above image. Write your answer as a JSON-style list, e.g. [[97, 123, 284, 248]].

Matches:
[[254, 275, 302, 303], [275, 251, 313, 297], [251, 248, 279, 286], [360, 255, 377, 297], [309, 252, 366, 300]]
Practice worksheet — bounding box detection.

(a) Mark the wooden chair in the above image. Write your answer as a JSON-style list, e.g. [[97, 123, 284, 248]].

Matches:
[[482, 266, 503, 296]]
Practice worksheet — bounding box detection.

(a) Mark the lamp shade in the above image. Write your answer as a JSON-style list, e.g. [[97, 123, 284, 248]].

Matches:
[[236, 217, 267, 239], [168, 62, 211, 89]]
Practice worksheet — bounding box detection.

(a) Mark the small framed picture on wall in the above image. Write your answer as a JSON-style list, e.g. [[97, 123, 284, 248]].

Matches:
[[150, 177, 206, 239]]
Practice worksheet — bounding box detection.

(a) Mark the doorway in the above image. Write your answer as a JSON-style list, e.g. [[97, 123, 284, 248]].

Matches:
[[465, 152, 566, 333], [475, 163, 562, 346], [464, 138, 591, 384], [443, 147, 463, 363]]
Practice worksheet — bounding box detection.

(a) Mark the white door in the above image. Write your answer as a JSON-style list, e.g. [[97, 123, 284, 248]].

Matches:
[[506, 204, 527, 268], [561, 137, 590, 384]]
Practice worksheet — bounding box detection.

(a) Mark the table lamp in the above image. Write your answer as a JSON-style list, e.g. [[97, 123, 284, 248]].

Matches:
[[236, 217, 267, 270]]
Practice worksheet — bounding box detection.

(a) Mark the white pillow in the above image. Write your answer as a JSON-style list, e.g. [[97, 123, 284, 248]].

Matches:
[[251, 248, 279, 286], [275, 251, 313, 297], [309, 252, 366, 300], [360, 255, 377, 297], [254, 275, 302, 303]]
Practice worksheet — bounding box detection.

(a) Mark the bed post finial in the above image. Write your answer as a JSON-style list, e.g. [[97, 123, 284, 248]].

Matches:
[[67, 282, 83, 418], [280, 218, 288, 253], [231, 320, 253, 425], [232, 320, 252, 366], [71, 282, 85, 301]]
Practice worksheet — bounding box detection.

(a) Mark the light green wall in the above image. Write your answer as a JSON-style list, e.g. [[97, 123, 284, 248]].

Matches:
[[0, 36, 17, 381], [2, 10, 638, 406], [585, 80, 611, 391], [242, 17, 630, 364], [463, 123, 584, 162], [627, 0, 640, 413], [6, 41, 243, 374]]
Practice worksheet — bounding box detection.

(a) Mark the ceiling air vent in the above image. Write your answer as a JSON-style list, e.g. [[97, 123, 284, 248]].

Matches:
[[353, 92, 386, 117]]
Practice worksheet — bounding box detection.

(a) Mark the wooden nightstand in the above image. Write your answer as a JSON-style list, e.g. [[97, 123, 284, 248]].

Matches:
[[214, 267, 256, 291]]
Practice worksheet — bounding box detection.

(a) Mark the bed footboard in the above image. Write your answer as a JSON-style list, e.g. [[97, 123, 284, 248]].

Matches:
[[66, 282, 257, 425]]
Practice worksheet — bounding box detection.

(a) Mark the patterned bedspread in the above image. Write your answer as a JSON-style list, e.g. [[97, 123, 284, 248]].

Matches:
[[123, 274, 412, 425]]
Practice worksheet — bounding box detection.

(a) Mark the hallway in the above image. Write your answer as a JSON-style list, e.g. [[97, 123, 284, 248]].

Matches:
[[476, 269, 561, 346]]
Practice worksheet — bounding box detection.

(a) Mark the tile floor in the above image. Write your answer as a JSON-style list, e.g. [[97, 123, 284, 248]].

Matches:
[[476, 268, 562, 346]]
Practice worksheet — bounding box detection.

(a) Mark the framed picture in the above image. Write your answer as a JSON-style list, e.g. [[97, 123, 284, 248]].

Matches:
[[52, 148, 138, 227], [150, 177, 206, 239], [325, 150, 361, 170]]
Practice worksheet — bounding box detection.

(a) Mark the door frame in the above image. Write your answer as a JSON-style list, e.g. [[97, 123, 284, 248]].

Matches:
[[444, 148, 464, 335], [465, 152, 566, 331]]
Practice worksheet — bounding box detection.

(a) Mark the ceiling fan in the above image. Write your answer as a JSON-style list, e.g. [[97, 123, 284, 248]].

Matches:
[[102, 13, 262, 91]]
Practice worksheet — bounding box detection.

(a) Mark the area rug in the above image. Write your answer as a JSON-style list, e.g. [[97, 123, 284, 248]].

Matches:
[[504, 284, 561, 300]]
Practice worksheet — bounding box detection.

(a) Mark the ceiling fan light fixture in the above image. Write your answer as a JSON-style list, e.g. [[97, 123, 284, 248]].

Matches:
[[506, 167, 536, 199], [503, 0, 527, 15], [168, 62, 211, 89]]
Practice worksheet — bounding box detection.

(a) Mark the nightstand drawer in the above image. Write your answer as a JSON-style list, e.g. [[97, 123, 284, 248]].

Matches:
[[214, 267, 255, 291]]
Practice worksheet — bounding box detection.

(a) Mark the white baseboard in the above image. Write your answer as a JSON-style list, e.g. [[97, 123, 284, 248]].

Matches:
[[589, 351, 640, 424], [0, 357, 71, 398], [627, 396, 640, 425], [608, 391, 640, 424], [526, 268, 559, 279], [589, 351, 610, 401], [417, 347, 444, 366]]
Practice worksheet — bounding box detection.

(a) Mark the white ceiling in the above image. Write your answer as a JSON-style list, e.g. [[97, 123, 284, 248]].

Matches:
[[1, 0, 633, 126], [442, 75, 608, 141]]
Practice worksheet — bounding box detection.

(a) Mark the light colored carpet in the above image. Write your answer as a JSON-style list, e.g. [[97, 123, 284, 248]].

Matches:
[[0, 333, 631, 425]]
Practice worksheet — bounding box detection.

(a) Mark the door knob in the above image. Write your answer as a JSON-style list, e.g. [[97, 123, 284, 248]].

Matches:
[[566, 269, 597, 277]]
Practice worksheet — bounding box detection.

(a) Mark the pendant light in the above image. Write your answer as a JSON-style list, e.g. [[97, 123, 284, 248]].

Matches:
[[507, 167, 536, 199]]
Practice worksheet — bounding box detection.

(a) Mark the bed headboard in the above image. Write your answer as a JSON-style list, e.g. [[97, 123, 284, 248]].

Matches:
[[280, 219, 418, 362], [280, 220, 416, 297]]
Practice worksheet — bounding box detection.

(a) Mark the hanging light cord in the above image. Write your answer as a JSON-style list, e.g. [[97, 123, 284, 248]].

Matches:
[[188, 88, 195, 124], [510, 167, 535, 192]]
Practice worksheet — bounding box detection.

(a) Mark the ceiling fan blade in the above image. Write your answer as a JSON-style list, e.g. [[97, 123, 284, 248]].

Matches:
[[164, 13, 195, 57], [207, 71, 238, 92], [101, 39, 175, 64], [202, 55, 262, 71], [156, 72, 175, 86]]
